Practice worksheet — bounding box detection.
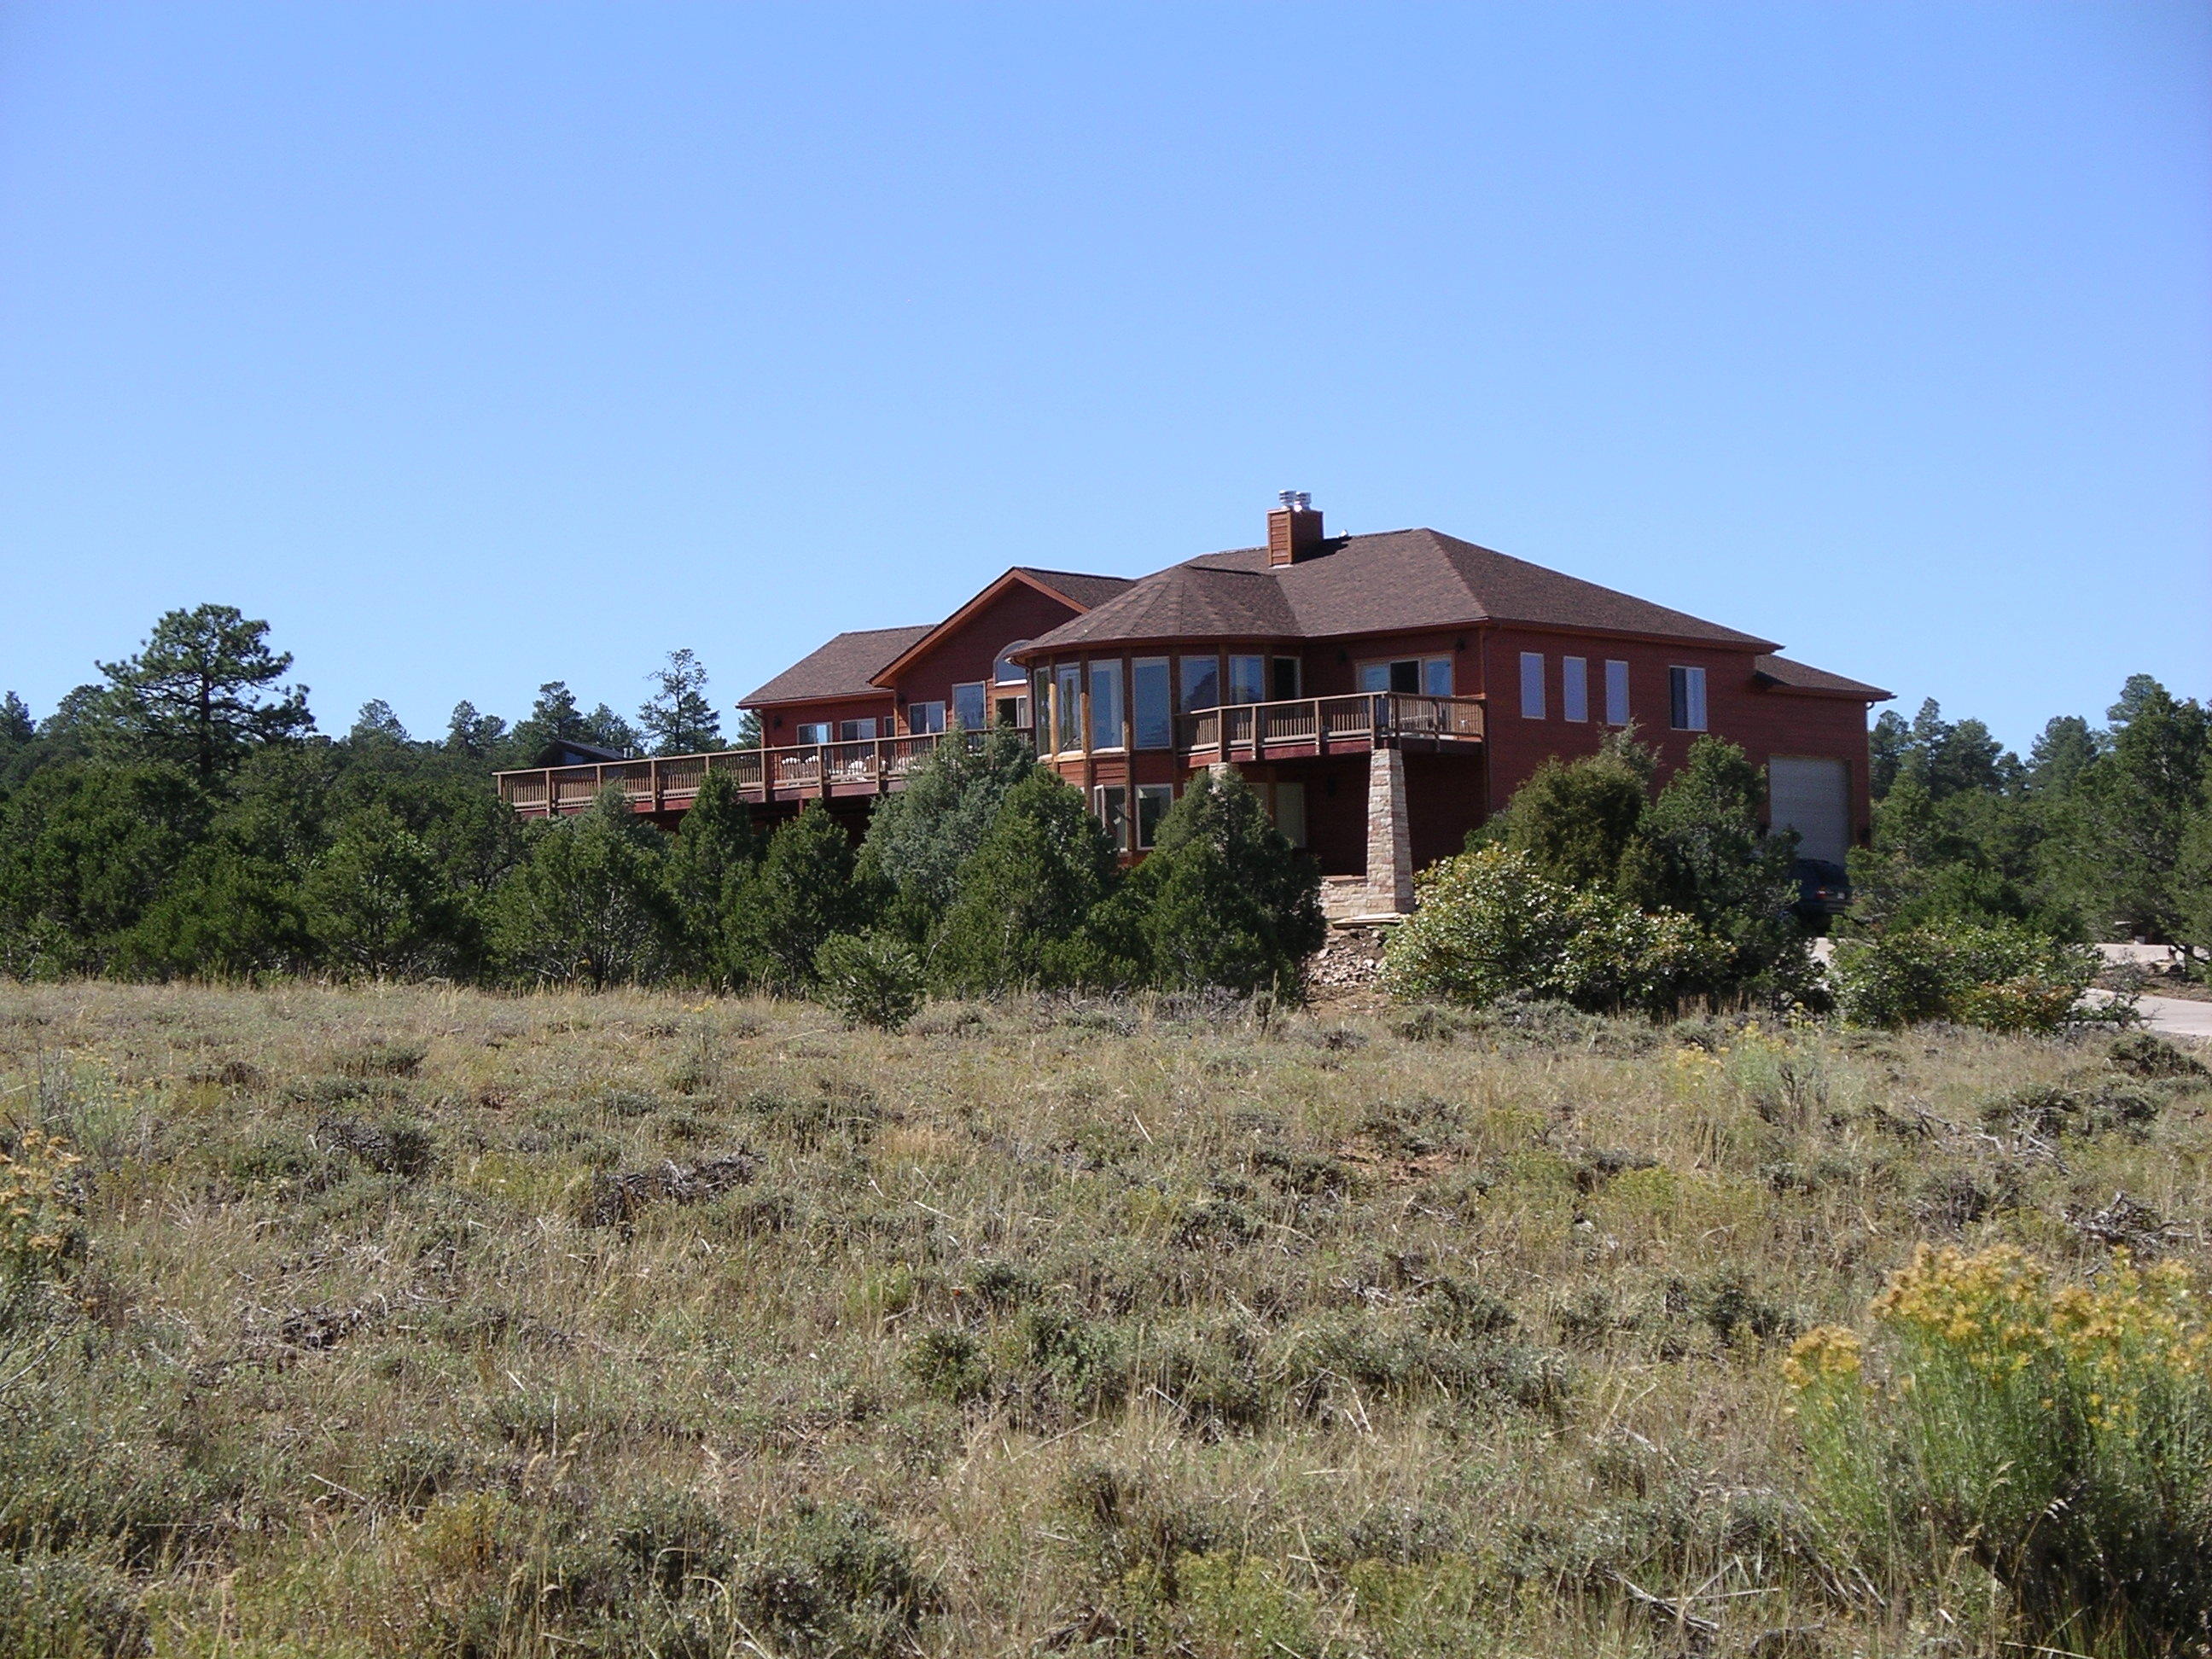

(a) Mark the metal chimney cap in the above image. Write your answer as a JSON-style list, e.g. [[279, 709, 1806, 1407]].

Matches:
[[1278, 490, 1313, 511]]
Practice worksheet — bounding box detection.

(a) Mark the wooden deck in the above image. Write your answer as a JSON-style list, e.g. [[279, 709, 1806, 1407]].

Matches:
[[495, 694, 1484, 819], [1180, 693, 1484, 763]]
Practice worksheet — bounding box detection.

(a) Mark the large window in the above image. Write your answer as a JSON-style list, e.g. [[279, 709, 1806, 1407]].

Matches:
[[952, 682, 987, 731], [1519, 653, 1545, 719], [1132, 658, 1173, 748], [796, 722, 830, 745], [838, 718, 877, 742], [1360, 657, 1450, 695], [1561, 657, 1588, 723], [1089, 660, 1125, 750], [1179, 655, 1220, 714], [1669, 666, 1708, 731], [1227, 655, 1266, 705], [1136, 783, 1174, 849], [907, 701, 946, 736], [1605, 661, 1630, 725], [1094, 785, 1130, 853], [1055, 663, 1084, 753], [992, 690, 1029, 730]]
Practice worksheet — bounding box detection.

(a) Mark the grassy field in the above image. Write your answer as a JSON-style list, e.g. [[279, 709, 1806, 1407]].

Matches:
[[1, 981, 2206, 1657]]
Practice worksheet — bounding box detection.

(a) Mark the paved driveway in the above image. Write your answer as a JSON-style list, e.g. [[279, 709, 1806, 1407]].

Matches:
[[2134, 993, 2212, 1042]]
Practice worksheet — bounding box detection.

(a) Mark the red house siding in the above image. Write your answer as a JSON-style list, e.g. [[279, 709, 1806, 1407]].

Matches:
[[883, 583, 1085, 729]]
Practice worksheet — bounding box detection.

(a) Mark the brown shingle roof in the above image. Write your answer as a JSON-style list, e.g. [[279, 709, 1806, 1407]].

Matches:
[[740, 624, 933, 706], [1027, 528, 1779, 653], [1012, 568, 1138, 609], [1755, 655, 1892, 701]]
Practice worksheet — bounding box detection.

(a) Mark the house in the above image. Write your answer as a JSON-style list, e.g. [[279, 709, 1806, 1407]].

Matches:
[[495, 497, 1889, 917]]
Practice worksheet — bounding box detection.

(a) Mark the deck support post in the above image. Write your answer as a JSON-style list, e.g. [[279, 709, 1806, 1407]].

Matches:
[[1365, 745, 1414, 917]]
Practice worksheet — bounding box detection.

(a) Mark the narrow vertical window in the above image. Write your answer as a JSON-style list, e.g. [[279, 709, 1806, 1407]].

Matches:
[[1094, 785, 1130, 853], [1132, 658, 1172, 748], [1227, 655, 1266, 705], [1605, 661, 1629, 725], [1669, 666, 1708, 731], [1178, 655, 1220, 714], [1135, 783, 1174, 849], [1519, 652, 1545, 719], [952, 682, 987, 731], [1089, 660, 1124, 750], [1032, 670, 1050, 740], [1562, 657, 1587, 723], [1056, 663, 1084, 752]]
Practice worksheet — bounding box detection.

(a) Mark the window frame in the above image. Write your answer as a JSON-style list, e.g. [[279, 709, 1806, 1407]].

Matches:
[[1519, 652, 1545, 719], [1226, 655, 1267, 706], [1088, 658, 1125, 752], [906, 701, 946, 736], [1132, 657, 1173, 749], [1669, 665, 1708, 732], [1604, 660, 1629, 726], [795, 721, 831, 746], [1178, 655, 1220, 715], [1359, 656, 1452, 696], [1094, 784, 1130, 854], [951, 682, 987, 732], [1054, 663, 1085, 754], [1561, 657, 1588, 723], [837, 717, 878, 742], [1135, 783, 1175, 850]]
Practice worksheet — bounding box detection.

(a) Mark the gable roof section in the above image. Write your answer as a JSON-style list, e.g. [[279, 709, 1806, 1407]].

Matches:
[[1027, 528, 1778, 654], [866, 566, 1134, 685], [740, 624, 934, 707], [1755, 655, 1892, 701]]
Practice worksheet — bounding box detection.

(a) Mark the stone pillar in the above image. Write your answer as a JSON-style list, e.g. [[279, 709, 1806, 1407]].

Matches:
[[1365, 746, 1414, 916]]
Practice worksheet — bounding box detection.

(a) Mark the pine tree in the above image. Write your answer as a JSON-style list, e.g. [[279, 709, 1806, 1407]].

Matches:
[[725, 805, 871, 989], [932, 770, 1118, 992], [350, 701, 411, 745], [859, 726, 1039, 941], [1123, 769, 1324, 996], [489, 787, 678, 987], [666, 771, 760, 980], [638, 649, 723, 755], [97, 604, 313, 779], [445, 701, 509, 761], [303, 805, 469, 977]]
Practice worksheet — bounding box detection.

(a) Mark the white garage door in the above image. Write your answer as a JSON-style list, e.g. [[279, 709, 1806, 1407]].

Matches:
[[1768, 757, 1848, 864]]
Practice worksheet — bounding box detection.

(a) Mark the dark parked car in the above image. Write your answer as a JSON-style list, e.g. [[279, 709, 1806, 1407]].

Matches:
[[1791, 858, 1851, 931]]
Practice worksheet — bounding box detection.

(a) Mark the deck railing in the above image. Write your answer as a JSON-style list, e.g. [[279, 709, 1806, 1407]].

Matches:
[[498, 693, 1483, 817], [1181, 692, 1485, 757]]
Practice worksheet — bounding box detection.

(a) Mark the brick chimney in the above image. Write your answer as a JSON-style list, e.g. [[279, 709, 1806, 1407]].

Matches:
[[1266, 491, 1324, 566]]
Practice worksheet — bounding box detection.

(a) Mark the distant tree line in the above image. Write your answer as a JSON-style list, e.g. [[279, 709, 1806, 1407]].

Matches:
[[0, 604, 1318, 1009]]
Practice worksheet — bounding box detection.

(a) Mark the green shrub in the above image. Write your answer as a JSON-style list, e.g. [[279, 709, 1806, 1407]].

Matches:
[[1382, 846, 1724, 1014], [1828, 918, 2097, 1030], [724, 803, 875, 991], [1788, 1244, 2212, 1649], [930, 770, 1119, 993], [813, 930, 925, 1031]]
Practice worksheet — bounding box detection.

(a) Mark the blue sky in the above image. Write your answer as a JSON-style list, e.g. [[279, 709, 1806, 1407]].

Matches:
[[2, 3, 2205, 753]]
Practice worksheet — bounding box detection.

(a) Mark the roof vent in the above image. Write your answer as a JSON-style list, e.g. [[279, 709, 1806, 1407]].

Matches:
[[1267, 492, 1324, 566]]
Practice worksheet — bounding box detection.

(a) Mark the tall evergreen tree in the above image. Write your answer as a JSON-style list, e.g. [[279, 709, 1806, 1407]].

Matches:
[[97, 604, 313, 779], [859, 726, 1038, 941], [666, 770, 760, 978], [725, 805, 871, 989], [350, 700, 411, 745], [1121, 768, 1324, 996], [304, 806, 469, 978], [932, 770, 1119, 992], [444, 701, 509, 764], [638, 649, 723, 755], [489, 787, 678, 987]]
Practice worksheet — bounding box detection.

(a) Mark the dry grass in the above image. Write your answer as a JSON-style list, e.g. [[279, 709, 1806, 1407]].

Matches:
[[0, 981, 2205, 1656]]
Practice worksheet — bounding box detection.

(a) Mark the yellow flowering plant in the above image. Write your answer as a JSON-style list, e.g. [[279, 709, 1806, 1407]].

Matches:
[[1786, 1243, 2212, 1648], [0, 1126, 84, 1301]]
